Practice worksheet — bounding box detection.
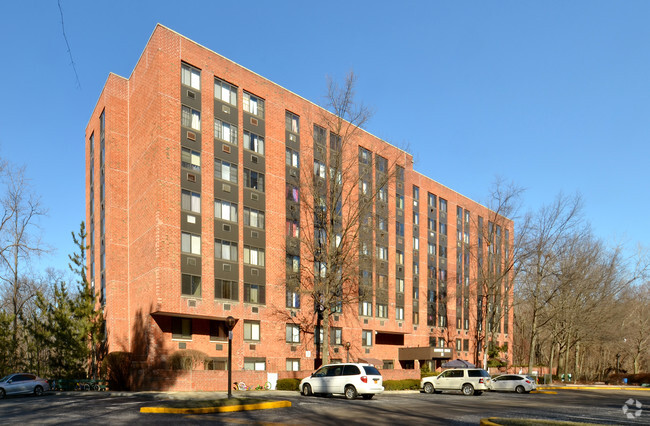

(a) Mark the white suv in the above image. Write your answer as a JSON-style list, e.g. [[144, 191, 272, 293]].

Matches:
[[300, 363, 384, 400], [420, 368, 491, 396]]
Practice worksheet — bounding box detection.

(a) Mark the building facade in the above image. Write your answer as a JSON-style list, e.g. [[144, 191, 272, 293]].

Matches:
[[86, 25, 513, 389]]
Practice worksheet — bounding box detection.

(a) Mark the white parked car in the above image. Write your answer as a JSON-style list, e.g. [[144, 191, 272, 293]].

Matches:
[[490, 374, 537, 393], [300, 363, 384, 400], [420, 368, 491, 396], [0, 373, 50, 399]]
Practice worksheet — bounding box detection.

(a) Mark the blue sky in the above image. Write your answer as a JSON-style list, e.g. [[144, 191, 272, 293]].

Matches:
[[0, 1, 648, 275]]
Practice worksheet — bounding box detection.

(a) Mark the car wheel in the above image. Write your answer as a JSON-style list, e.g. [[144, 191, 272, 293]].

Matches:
[[344, 385, 358, 400], [461, 383, 474, 396], [301, 384, 312, 396], [0, 389, 5, 399], [515, 385, 525, 394], [362, 394, 374, 400], [423, 382, 434, 394], [34, 386, 44, 397]]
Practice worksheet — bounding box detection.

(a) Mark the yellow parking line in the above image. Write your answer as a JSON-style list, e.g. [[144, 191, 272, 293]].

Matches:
[[140, 400, 291, 414]]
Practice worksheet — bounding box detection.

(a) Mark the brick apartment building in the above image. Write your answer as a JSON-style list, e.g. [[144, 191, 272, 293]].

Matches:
[[85, 24, 513, 390]]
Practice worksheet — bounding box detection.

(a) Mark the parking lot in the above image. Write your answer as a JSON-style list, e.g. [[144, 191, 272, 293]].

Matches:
[[0, 388, 648, 425]]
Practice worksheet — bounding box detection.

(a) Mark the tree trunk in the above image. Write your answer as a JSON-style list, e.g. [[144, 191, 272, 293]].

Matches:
[[527, 307, 538, 373]]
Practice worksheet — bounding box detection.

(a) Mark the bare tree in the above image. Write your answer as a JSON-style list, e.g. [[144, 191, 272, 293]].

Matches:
[[468, 178, 524, 369], [514, 192, 584, 374], [278, 72, 401, 366], [622, 281, 650, 373], [0, 167, 48, 369]]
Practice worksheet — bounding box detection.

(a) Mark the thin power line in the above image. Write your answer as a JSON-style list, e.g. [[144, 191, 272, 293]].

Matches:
[[58, 0, 81, 89]]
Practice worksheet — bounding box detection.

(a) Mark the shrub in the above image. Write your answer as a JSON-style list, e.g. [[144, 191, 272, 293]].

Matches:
[[421, 371, 439, 378], [277, 378, 301, 391], [168, 349, 208, 370], [101, 351, 133, 391], [383, 379, 421, 390]]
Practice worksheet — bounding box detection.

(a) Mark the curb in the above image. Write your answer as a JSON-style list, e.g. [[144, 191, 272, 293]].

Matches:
[[140, 400, 291, 414], [538, 385, 650, 391]]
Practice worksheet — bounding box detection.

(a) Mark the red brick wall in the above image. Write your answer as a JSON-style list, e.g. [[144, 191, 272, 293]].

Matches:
[[87, 24, 514, 387]]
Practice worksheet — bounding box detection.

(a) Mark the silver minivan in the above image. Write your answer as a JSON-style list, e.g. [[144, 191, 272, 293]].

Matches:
[[300, 363, 384, 399]]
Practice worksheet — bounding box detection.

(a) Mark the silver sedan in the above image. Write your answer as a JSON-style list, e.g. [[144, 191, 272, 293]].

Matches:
[[490, 374, 537, 393], [0, 373, 50, 399]]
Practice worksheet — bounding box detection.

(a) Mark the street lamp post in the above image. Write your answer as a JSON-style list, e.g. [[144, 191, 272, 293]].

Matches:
[[345, 342, 351, 363], [226, 316, 236, 398]]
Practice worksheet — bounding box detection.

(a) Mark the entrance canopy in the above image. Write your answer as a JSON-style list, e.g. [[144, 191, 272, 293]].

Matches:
[[398, 346, 452, 361]]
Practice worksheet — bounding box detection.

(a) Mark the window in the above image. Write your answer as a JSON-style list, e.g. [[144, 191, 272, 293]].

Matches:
[[362, 330, 373, 346], [244, 207, 265, 229], [378, 217, 387, 231], [243, 358, 266, 371], [214, 239, 237, 261], [243, 131, 264, 154], [378, 274, 388, 289], [396, 278, 405, 293], [439, 222, 447, 235], [214, 119, 238, 144], [214, 159, 238, 183], [456, 339, 462, 351], [439, 198, 447, 212], [214, 199, 237, 222], [413, 237, 419, 251], [413, 286, 419, 299], [181, 232, 201, 255], [244, 283, 265, 304], [313, 160, 326, 178], [244, 246, 265, 266], [244, 169, 264, 191], [181, 105, 201, 130], [377, 304, 388, 318], [243, 321, 260, 341], [396, 221, 405, 237], [396, 307, 404, 320], [286, 288, 300, 308], [286, 359, 300, 371], [396, 165, 404, 181], [396, 195, 404, 210], [428, 193, 436, 208], [172, 317, 192, 340], [428, 218, 436, 231], [286, 220, 300, 238], [286, 324, 300, 343], [181, 190, 200, 213], [428, 243, 436, 256], [377, 246, 388, 260], [214, 78, 237, 105], [331, 328, 342, 345], [286, 148, 299, 168], [313, 125, 326, 145], [360, 301, 372, 316], [396, 250, 404, 265], [413, 186, 419, 206], [439, 245, 447, 258], [205, 358, 227, 370], [413, 211, 419, 225], [330, 132, 341, 151], [286, 184, 299, 202], [181, 148, 201, 171], [215, 279, 238, 300], [360, 179, 370, 195], [286, 111, 299, 133], [376, 155, 387, 173], [359, 147, 371, 165], [463, 339, 470, 352], [243, 92, 264, 117], [181, 63, 200, 90], [181, 274, 201, 297]]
